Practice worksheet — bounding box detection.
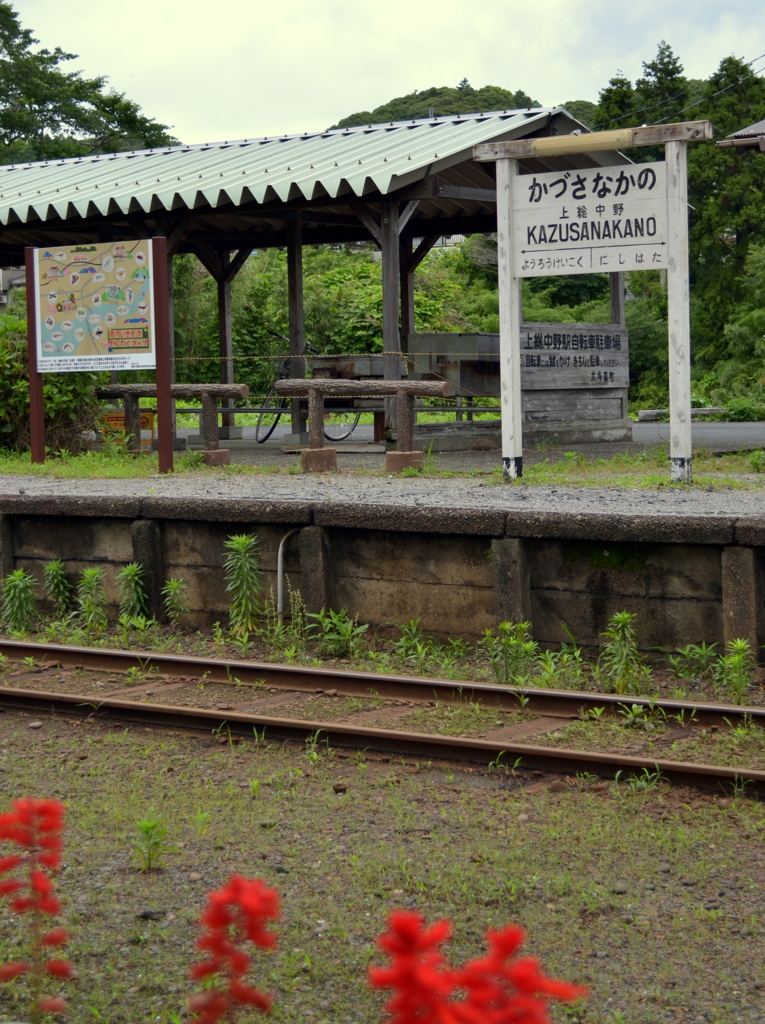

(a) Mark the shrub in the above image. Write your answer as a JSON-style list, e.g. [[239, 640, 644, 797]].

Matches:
[[2, 568, 37, 631], [0, 309, 107, 454]]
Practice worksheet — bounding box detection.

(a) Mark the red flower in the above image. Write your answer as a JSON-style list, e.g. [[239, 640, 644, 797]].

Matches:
[[370, 912, 587, 1024], [0, 798, 72, 1017], [189, 875, 279, 1024]]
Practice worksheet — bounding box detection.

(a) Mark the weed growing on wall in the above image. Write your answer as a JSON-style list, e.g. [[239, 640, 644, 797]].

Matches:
[[116, 562, 148, 619], [2, 569, 37, 632], [42, 560, 73, 620], [224, 535, 262, 636]]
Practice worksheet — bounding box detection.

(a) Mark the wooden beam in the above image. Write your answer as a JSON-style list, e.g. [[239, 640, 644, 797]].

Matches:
[[398, 178, 497, 203], [407, 232, 441, 273], [609, 273, 626, 329], [194, 243, 224, 280], [398, 200, 419, 232], [380, 201, 402, 429], [666, 139, 692, 484], [474, 120, 713, 161], [400, 238, 414, 352], [350, 201, 382, 246], [167, 212, 193, 256], [287, 214, 306, 438], [224, 246, 252, 284], [716, 136, 764, 149]]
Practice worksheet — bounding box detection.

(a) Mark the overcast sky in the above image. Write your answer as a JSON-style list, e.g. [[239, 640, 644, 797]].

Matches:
[[23, 0, 765, 145]]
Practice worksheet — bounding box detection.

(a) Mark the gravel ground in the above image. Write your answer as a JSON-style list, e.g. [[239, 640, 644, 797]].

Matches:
[[1, 711, 764, 1024], [3, 470, 765, 518]]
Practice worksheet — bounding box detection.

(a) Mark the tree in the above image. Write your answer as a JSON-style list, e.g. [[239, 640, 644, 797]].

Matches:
[[0, 2, 175, 163], [687, 54, 765, 367], [330, 83, 539, 129]]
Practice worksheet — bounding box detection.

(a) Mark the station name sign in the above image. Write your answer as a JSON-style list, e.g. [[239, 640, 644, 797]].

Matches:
[[512, 162, 667, 277]]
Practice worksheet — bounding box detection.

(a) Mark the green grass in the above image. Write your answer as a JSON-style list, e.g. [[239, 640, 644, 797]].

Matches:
[[0, 715, 763, 1024]]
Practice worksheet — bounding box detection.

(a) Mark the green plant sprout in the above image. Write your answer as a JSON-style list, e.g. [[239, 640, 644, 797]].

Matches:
[[116, 562, 148, 618], [161, 577, 189, 625], [77, 566, 107, 634], [224, 533, 263, 635], [133, 816, 169, 871], [2, 568, 37, 632], [42, 559, 73, 619]]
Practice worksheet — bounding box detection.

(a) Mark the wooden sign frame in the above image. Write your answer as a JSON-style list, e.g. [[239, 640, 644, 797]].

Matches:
[[25, 236, 174, 473], [475, 120, 713, 483]]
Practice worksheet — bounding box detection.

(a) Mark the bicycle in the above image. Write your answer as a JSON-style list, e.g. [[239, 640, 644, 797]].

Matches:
[[255, 335, 361, 443]]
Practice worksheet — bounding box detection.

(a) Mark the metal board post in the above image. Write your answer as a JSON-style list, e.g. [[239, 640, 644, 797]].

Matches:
[[496, 158, 523, 479], [151, 237, 174, 474], [24, 247, 45, 463], [665, 140, 692, 483]]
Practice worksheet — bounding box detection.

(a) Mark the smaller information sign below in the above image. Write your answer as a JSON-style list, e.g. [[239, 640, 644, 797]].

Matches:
[[520, 322, 628, 389], [32, 239, 155, 372], [512, 162, 667, 277]]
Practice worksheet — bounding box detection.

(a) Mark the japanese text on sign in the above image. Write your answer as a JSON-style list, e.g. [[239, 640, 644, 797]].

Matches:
[[520, 323, 629, 389], [32, 240, 155, 373], [511, 163, 667, 277]]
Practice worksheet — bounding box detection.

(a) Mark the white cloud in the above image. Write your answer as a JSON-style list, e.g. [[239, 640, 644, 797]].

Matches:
[[22, 0, 765, 143]]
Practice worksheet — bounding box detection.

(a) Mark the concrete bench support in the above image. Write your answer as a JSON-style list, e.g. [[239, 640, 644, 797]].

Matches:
[[491, 537, 532, 628], [275, 379, 451, 473], [722, 546, 763, 655], [97, 383, 249, 467]]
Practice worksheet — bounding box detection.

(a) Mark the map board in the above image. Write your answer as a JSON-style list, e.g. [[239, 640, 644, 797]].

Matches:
[[32, 240, 155, 372], [512, 162, 667, 277]]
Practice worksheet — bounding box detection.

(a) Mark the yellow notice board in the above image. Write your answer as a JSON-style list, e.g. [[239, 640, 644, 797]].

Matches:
[[33, 240, 156, 372]]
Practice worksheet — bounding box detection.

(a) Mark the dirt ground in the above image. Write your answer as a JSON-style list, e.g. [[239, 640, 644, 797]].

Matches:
[[0, 710, 762, 1024]]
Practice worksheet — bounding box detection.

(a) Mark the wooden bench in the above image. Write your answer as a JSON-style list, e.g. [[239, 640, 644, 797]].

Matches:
[[97, 383, 249, 465], [274, 378, 451, 471]]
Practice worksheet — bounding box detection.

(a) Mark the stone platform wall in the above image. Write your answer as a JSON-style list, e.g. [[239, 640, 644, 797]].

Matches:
[[1, 495, 763, 654]]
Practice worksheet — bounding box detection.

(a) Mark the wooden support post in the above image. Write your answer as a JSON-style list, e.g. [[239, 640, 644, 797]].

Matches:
[[123, 394, 141, 455], [609, 272, 626, 327], [287, 215, 306, 441], [308, 389, 324, 450], [380, 202, 402, 432], [24, 247, 45, 464], [496, 159, 523, 479], [396, 390, 415, 452], [399, 238, 415, 352], [217, 251, 234, 429], [666, 139, 692, 484], [152, 237, 174, 474]]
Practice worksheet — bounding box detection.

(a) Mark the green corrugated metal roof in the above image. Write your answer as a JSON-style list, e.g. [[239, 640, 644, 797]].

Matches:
[[0, 108, 556, 226]]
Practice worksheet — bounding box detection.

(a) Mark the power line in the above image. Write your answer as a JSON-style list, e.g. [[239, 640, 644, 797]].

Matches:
[[593, 52, 765, 130]]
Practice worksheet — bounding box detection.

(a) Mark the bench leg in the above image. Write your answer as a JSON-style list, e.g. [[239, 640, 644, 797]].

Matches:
[[200, 392, 230, 465], [124, 395, 141, 455]]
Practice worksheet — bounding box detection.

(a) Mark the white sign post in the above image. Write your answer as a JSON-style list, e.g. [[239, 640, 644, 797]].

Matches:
[[475, 121, 712, 483]]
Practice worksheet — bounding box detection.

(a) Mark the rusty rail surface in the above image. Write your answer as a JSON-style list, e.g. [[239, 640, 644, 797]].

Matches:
[[0, 683, 762, 796], [0, 638, 761, 729]]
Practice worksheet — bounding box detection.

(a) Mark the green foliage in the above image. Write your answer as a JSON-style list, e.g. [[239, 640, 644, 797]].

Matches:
[[223, 534, 262, 636], [0, 3, 174, 162], [713, 638, 754, 704], [116, 562, 148, 619], [2, 567, 36, 631], [133, 816, 168, 872], [597, 611, 650, 695], [307, 607, 368, 658], [667, 642, 718, 681], [479, 621, 538, 685], [77, 566, 107, 634], [330, 80, 539, 130], [0, 305, 106, 452], [161, 578, 189, 625], [42, 559, 73, 619]]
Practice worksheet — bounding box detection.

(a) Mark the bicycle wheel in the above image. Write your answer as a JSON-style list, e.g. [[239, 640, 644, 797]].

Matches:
[[256, 381, 287, 443], [323, 407, 361, 442]]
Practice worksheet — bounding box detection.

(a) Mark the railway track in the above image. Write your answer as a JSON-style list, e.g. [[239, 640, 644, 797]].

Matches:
[[0, 638, 763, 795]]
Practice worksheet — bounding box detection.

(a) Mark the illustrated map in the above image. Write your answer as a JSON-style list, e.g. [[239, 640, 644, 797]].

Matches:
[[33, 240, 156, 373]]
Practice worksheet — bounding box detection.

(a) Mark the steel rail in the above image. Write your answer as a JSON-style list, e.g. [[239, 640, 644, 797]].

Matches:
[[0, 638, 761, 729], [0, 684, 762, 796]]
